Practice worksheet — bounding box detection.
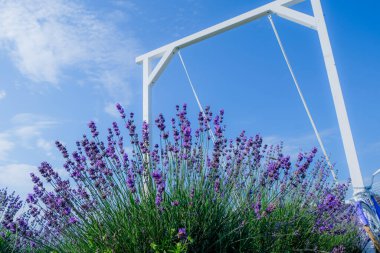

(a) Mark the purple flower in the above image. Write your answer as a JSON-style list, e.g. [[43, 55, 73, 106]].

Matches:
[[126, 169, 136, 193], [155, 195, 163, 206], [177, 227, 187, 240], [252, 194, 262, 219], [155, 113, 166, 132], [152, 170, 165, 206], [68, 216, 78, 224], [63, 207, 71, 216], [125, 113, 136, 138], [190, 188, 195, 199], [116, 103, 126, 119], [142, 121, 149, 142], [26, 193, 37, 205], [88, 121, 99, 138], [55, 140, 69, 158], [152, 170, 163, 185], [16, 105, 357, 250], [112, 122, 121, 136], [214, 178, 220, 193], [265, 203, 276, 214], [266, 162, 280, 181], [331, 245, 345, 253], [318, 193, 341, 212]]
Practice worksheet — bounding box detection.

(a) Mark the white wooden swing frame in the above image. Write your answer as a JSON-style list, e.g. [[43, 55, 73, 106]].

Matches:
[[136, 0, 365, 193]]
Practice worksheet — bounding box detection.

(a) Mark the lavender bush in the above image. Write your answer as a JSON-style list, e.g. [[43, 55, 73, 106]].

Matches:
[[0, 189, 23, 252], [7, 104, 365, 252]]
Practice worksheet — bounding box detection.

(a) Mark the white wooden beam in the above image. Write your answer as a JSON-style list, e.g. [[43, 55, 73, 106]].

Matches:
[[143, 59, 152, 123], [136, 0, 307, 64], [271, 6, 317, 30], [310, 0, 364, 191], [147, 47, 176, 86]]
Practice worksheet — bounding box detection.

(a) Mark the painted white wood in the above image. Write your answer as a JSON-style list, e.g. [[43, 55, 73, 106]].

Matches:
[[271, 6, 317, 30], [142, 58, 154, 149], [143, 59, 152, 123], [147, 47, 176, 86], [136, 0, 306, 64], [311, 0, 364, 192]]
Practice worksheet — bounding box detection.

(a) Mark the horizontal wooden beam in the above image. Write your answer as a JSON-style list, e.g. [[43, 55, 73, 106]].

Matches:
[[136, 0, 306, 63]]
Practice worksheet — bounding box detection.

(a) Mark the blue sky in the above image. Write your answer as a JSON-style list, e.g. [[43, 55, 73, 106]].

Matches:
[[0, 0, 379, 198]]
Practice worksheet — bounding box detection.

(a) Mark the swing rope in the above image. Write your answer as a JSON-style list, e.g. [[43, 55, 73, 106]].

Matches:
[[268, 15, 338, 183], [176, 17, 338, 183], [178, 50, 216, 143]]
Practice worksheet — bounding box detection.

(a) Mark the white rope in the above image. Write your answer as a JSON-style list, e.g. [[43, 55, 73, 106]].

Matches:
[[178, 50, 216, 143], [268, 15, 338, 183]]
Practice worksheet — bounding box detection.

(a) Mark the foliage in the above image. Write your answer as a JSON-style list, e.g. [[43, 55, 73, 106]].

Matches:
[[0, 188, 24, 252], [4, 104, 365, 252]]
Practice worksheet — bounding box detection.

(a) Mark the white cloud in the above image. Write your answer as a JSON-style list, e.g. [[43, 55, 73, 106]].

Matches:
[[11, 113, 57, 128], [11, 113, 58, 145], [0, 163, 37, 198], [0, 114, 58, 162], [104, 102, 120, 118], [13, 126, 41, 142], [36, 138, 53, 156], [0, 163, 69, 199], [0, 133, 14, 161], [0, 90, 6, 100], [264, 128, 336, 159], [11, 113, 56, 125], [0, 0, 140, 104]]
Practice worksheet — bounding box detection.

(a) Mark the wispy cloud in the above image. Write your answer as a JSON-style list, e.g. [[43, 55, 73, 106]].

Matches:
[[0, 163, 37, 198], [0, 114, 63, 197], [11, 113, 58, 146], [0, 133, 14, 161], [0, 90, 6, 100], [104, 102, 119, 118], [264, 128, 336, 159], [36, 138, 53, 157], [0, 0, 141, 105], [0, 113, 58, 162], [0, 163, 68, 198]]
